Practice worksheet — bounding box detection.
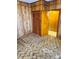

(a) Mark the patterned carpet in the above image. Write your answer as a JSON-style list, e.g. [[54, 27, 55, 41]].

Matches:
[[17, 33, 61, 59]]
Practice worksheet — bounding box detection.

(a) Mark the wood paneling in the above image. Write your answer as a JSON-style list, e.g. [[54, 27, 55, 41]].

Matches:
[[41, 11, 48, 36], [18, 0, 61, 37], [31, 0, 61, 11], [32, 11, 49, 36], [17, 2, 32, 38], [32, 11, 41, 35]]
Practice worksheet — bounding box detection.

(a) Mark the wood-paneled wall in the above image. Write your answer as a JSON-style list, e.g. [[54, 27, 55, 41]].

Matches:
[[17, 1, 32, 38], [17, 0, 61, 37], [31, 0, 61, 11], [41, 11, 48, 36], [31, 0, 61, 36]]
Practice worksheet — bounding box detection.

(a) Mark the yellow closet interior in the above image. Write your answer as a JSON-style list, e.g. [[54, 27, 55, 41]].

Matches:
[[40, 10, 60, 37], [47, 10, 60, 37]]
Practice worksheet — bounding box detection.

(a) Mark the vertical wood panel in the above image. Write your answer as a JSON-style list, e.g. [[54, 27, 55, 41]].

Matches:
[[17, 2, 32, 38], [32, 11, 41, 35], [41, 11, 48, 36], [17, 4, 25, 38]]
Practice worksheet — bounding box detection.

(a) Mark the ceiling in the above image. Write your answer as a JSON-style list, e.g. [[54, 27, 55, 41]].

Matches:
[[19, 0, 52, 3]]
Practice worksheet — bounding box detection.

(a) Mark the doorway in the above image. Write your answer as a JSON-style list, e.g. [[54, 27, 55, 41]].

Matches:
[[47, 10, 60, 37]]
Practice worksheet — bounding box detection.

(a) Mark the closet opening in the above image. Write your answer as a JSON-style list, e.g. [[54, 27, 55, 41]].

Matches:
[[47, 10, 60, 37]]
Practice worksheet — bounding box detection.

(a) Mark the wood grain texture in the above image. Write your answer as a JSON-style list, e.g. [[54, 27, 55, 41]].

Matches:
[[17, 2, 32, 38]]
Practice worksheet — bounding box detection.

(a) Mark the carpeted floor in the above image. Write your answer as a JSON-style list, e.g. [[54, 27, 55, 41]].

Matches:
[[17, 33, 61, 59]]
